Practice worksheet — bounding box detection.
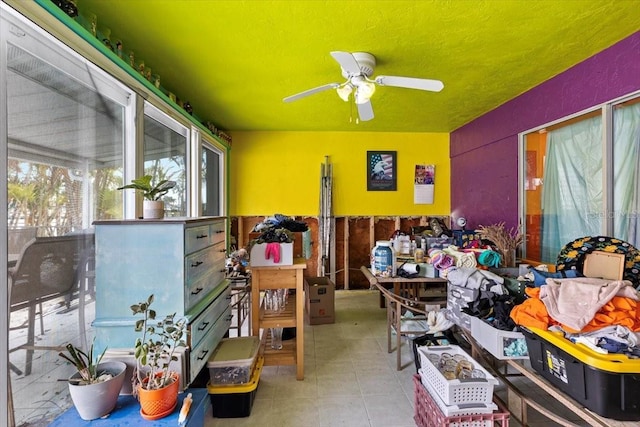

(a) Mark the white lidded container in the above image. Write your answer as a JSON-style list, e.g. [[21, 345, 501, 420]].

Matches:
[[207, 336, 260, 385], [371, 240, 396, 277]]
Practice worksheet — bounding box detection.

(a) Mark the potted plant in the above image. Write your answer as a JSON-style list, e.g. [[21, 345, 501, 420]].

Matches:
[[59, 342, 127, 421], [117, 175, 176, 219], [131, 294, 187, 420]]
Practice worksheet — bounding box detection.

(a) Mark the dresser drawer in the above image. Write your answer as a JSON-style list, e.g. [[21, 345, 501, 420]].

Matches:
[[189, 286, 232, 348], [210, 220, 226, 246], [189, 305, 233, 381], [185, 224, 213, 254], [185, 244, 226, 310]]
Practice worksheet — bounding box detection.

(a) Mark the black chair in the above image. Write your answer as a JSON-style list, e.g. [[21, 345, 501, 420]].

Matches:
[[8, 234, 94, 375]]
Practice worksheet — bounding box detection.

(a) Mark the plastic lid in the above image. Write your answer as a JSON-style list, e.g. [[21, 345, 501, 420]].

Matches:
[[207, 337, 260, 367], [375, 240, 391, 246]]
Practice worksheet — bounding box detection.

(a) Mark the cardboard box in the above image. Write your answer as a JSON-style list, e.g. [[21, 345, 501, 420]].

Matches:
[[249, 242, 293, 267], [249, 231, 309, 258], [304, 277, 335, 325]]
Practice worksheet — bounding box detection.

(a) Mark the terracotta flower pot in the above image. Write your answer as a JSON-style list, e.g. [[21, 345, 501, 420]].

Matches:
[[137, 372, 180, 420]]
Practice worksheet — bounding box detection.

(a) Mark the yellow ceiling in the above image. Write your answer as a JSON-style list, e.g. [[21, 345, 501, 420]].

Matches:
[[73, 0, 640, 133]]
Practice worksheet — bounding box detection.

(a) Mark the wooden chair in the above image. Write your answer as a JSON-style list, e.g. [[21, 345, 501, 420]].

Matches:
[[375, 283, 443, 370], [8, 234, 94, 375]]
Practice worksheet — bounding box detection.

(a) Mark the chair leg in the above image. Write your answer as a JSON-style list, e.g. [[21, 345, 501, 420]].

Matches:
[[386, 305, 393, 353], [25, 305, 36, 376], [38, 302, 44, 335], [396, 319, 402, 370], [78, 282, 87, 349]]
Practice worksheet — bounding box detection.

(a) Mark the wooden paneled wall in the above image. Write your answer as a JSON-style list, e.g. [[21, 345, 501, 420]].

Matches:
[[231, 215, 450, 290]]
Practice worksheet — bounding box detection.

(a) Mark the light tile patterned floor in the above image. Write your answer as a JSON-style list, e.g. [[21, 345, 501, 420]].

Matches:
[[9, 289, 603, 426], [205, 290, 595, 427]]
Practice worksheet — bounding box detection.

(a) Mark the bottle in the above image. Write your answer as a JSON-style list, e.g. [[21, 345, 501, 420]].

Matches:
[[372, 240, 396, 277]]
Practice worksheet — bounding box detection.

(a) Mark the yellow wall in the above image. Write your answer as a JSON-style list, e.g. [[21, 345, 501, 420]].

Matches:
[[229, 131, 450, 216]]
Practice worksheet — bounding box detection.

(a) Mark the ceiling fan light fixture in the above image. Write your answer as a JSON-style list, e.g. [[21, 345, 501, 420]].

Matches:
[[336, 84, 353, 102], [354, 81, 376, 104]]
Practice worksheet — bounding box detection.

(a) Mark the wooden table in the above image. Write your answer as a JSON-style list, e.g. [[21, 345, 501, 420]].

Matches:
[[360, 266, 447, 308]]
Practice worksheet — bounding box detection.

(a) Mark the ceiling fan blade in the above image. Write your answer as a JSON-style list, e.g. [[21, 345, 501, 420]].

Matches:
[[283, 83, 340, 103], [330, 51, 361, 76], [375, 75, 444, 92], [357, 100, 374, 122]]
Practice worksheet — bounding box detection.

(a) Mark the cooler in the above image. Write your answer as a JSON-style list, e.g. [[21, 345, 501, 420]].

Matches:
[[522, 326, 640, 421]]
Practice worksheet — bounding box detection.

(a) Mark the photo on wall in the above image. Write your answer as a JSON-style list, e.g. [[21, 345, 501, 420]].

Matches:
[[367, 151, 397, 191], [414, 164, 435, 204]]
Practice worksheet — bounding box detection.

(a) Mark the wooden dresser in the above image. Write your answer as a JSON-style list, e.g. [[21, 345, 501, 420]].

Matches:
[[93, 217, 231, 385]]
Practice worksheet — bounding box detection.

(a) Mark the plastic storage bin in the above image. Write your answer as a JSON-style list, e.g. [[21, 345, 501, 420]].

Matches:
[[417, 345, 498, 405], [207, 336, 260, 385], [446, 284, 476, 330], [207, 356, 263, 418], [470, 316, 528, 360], [522, 326, 640, 421], [413, 375, 509, 427]]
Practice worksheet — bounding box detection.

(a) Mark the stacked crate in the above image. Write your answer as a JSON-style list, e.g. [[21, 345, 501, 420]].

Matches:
[[414, 345, 509, 426]]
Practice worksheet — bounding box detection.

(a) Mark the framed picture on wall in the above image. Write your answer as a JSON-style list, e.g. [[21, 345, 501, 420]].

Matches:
[[367, 151, 397, 191]]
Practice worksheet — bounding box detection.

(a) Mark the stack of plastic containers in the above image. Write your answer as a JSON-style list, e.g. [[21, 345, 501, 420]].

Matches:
[[414, 345, 509, 426], [206, 336, 262, 418]]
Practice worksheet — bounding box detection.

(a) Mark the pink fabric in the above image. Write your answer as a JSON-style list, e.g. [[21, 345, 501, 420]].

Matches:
[[539, 278, 638, 331], [264, 242, 281, 263]]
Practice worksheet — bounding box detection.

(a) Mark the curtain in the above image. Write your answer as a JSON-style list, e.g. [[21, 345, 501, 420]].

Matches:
[[540, 116, 602, 263], [613, 103, 640, 246]]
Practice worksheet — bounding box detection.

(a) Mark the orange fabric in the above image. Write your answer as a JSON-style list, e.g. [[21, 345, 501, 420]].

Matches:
[[510, 287, 640, 332]]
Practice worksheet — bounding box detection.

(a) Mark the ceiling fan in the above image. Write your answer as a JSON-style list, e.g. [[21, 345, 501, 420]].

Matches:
[[283, 51, 444, 122]]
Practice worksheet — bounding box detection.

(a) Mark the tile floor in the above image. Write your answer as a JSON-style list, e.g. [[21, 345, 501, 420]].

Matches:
[[204, 290, 592, 427], [8, 289, 603, 426]]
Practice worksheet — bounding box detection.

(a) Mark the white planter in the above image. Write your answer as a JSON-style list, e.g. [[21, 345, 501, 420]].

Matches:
[[143, 200, 165, 219], [68, 361, 127, 420]]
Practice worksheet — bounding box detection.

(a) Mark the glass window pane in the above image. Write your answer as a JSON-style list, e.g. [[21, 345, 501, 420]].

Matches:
[[5, 23, 129, 426], [523, 111, 602, 263], [7, 44, 125, 236], [612, 99, 640, 246], [143, 110, 187, 217], [202, 144, 221, 216]]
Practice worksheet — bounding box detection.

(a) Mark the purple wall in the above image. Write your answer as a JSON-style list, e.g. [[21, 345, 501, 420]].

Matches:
[[450, 31, 640, 230]]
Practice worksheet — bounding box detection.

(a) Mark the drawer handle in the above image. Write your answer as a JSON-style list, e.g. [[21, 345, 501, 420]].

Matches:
[[215, 230, 224, 234], [191, 261, 203, 268], [196, 234, 208, 239], [226, 295, 232, 301], [191, 287, 203, 295], [197, 349, 209, 361], [225, 314, 233, 321], [197, 321, 210, 331]]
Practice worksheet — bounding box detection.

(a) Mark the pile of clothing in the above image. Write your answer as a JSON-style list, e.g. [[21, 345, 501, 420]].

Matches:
[[511, 277, 640, 356], [447, 267, 519, 331]]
